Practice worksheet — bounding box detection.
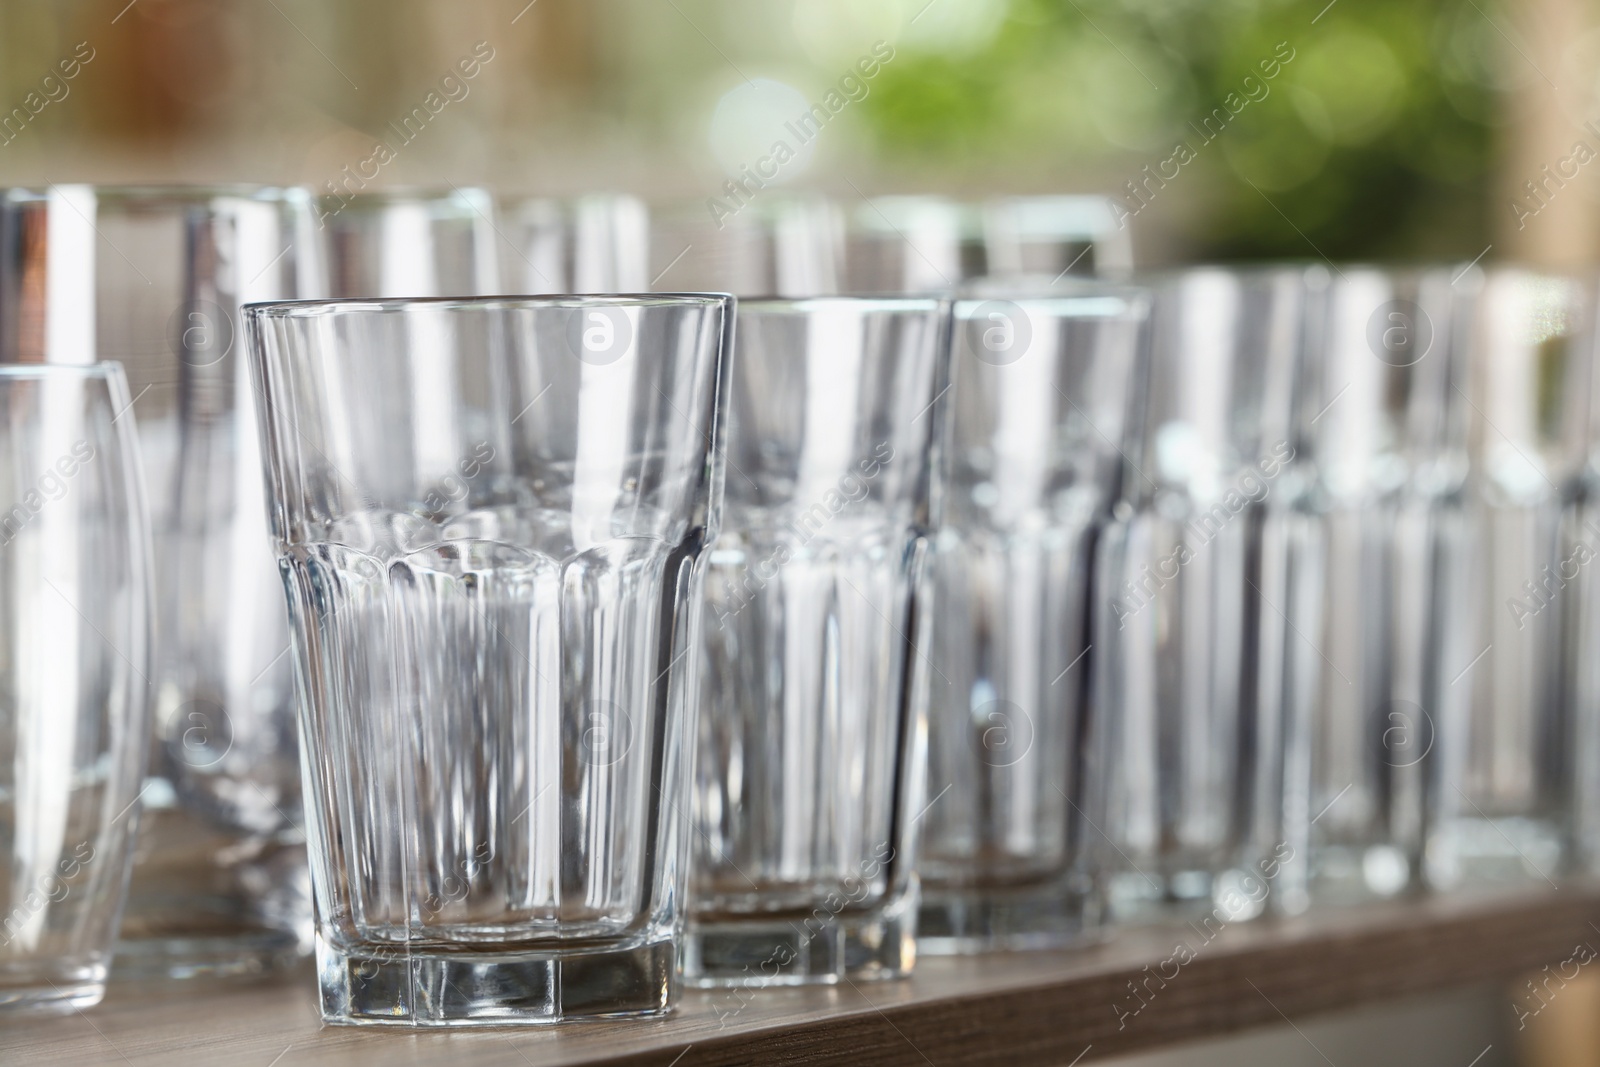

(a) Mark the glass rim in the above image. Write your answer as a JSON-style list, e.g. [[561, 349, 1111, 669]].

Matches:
[[0, 361, 125, 381], [243, 293, 734, 320]]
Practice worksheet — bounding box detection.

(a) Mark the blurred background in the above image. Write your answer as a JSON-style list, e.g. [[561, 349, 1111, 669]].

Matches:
[[0, 0, 1582, 265]]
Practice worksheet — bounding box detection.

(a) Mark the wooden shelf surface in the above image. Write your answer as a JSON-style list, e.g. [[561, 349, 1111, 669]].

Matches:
[[8, 884, 1598, 1066]]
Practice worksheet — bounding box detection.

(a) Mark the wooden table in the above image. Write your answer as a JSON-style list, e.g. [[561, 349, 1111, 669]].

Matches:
[[9, 885, 1597, 1066]]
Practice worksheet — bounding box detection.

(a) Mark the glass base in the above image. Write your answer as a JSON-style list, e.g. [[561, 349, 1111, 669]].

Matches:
[[917, 883, 1103, 954], [682, 896, 916, 988], [316, 935, 675, 1027], [1426, 815, 1566, 891], [0, 961, 107, 1015], [115, 806, 312, 981]]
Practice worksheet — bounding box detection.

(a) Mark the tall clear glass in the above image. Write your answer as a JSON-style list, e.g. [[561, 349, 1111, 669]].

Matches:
[[1295, 267, 1473, 905], [1098, 268, 1308, 922], [0, 363, 151, 1012], [498, 194, 649, 294], [0, 185, 321, 977], [1430, 269, 1594, 889], [245, 294, 731, 1026], [920, 285, 1147, 953], [650, 195, 843, 296], [688, 297, 946, 986]]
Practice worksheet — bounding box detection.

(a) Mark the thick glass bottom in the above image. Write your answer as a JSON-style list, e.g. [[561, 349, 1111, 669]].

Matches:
[[917, 882, 1103, 954], [1426, 815, 1566, 890], [682, 893, 916, 988], [316, 934, 675, 1027], [0, 961, 107, 1014]]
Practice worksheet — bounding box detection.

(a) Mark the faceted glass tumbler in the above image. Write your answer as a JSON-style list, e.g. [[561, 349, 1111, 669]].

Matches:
[[688, 297, 947, 987], [0, 364, 152, 1012], [1433, 269, 1594, 889], [244, 295, 731, 1026], [1295, 267, 1473, 907], [1098, 268, 1307, 923], [920, 285, 1147, 952]]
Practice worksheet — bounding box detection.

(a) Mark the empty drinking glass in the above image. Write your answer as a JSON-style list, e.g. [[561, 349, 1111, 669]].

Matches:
[[1430, 269, 1595, 889], [689, 297, 947, 986], [245, 294, 731, 1026], [920, 283, 1148, 952], [1295, 267, 1474, 905], [1098, 268, 1308, 923], [0, 363, 152, 1012]]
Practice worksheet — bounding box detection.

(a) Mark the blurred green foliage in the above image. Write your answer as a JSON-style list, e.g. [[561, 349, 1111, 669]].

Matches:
[[857, 0, 1500, 260]]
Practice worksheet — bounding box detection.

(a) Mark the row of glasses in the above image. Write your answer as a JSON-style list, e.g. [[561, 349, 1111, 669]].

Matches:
[[1295, 266, 1595, 902], [21, 185, 1600, 1027], [242, 286, 1153, 1022], [1094, 263, 1600, 927], [0, 184, 1151, 1017]]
